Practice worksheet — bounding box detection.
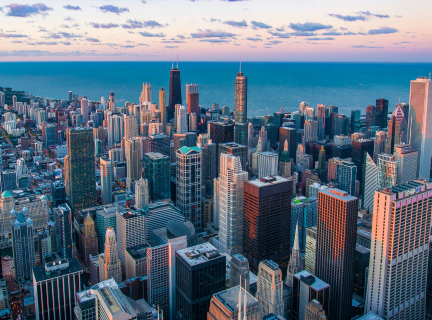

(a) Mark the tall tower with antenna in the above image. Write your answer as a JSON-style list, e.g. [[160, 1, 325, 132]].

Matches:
[[235, 56, 248, 145], [168, 56, 182, 121]]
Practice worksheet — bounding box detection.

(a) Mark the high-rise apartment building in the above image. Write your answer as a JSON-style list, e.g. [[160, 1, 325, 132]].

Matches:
[[186, 84, 199, 115], [175, 104, 188, 134], [176, 146, 202, 228], [305, 120, 318, 142], [159, 88, 166, 132], [317, 104, 326, 139], [54, 204, 74, 258], [363, 153, 378, 212], [41, 122, 56, 147], [125, 138, 141, 191], [99, 227, 122, 283], [65, 127, 96, 213], [169, 64, 182, 120], [99, 158, 113, 205], [214, 153, 248, 256], [235, 70, 248, 145], [109, 92, 116, 113], [124, 115, 138, 140], [256, 260, 284, 316], [305, 226, 317, 275], [375, 98, 389, 129], [408, 76, 432, 179], [219, 142, 248, 173], [144, 152, 171, 202], [175, 243, 226, 319], [316, 188, 358, 320], [351, 109, 361, 133], [374, 131, 386, 163], [107, 114, 124, 146], [202, 141, 217, 197], [336, 160, 357, 196], [365, 180, 432, 319], [79, 213, 98, 268], [243, 176, 292, 274], [139, 82, 151, 104], [377, 153, 399, 190], [81, 98, 90, 123], [134, 178, 149, 209], [394, 144, 418, 184], [12, 208, 35, 282], [385, 106, 407, 154]]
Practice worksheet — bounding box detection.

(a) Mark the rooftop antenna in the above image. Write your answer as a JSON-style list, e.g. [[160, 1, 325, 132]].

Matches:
[[238, 275, 242, 319], [243, 278, 247, 320], [177, 53, 179, 69], [240, 54, 242, 73], [172, 59, 173, 69]]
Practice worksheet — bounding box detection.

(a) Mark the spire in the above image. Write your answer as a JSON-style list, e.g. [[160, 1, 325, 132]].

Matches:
[[293, 222, 300, 251], [172, 59, 173, 69], [240, 54, 241, 73], [176, 53, 178, 69], [284, 139, 288, 152]]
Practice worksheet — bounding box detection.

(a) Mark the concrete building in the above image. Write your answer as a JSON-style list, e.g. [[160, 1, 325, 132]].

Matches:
[[176, 105, 188, 134], [385, 106, 407, 154], [304, 120, 318, 143], [134, 178, 149, 209], [316, 188, 358, 320], [377, 153, 399, 190], [305, 227, 317, 275], [304, 300, 327, 320], [365, 180, 432, 319], [125, 138, 141, 191], [100, 158, 113, 205], [144, 152, 171, 202], [230, 253, 250, 291], [214, 153, 248, 256], [99, 227, 122, 283], [256, 260, 284, 317], [394, 144, 419, 184], [363, 153, 378, 213], [79, 213, 98, 268], [234, 70, 248, 145], [124, 115, 138, 140], [257, 151, 279, 178], [107, 114, 124, 146], [125, 244, 148, 280], [140, 82, 152, 103]]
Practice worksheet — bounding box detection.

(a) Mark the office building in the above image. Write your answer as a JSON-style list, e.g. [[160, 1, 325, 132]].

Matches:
[[256, 260, 284, 316], [352, 139, 374, 180], [279, 140, 292, 178], [256, 126, 271, 152], [286, 223, 305, 287], [354, 244, 370, 298], [304, 120, 318, 143], [214, 153, 248, 255], [33, 256, 83, 320], [159, 87, 166, 132], [351, 109, 361, 133], [81, 98, 90, 123], [235, 70, 248, 145], [243, 176, 292, 274], [116, 209, 146, 269], [365, 180, 432, 319], [124, 115, 138, 140], [96, 204, 118, 253], [304, 300, 327, 320], [99, 158, 113, 205], [54, 204, 73, 258], [336, 160, 357, 196], [169, 63, 182, 120], [11, 208, 35, 282], [375, 98, 389, 129], [175, 243, 226, 319], [385, 106, 407, 154], [291, 271, 330, 320], [144, 152, 171, 202], [125, 138, 141, 191], [366, 105, 376, 128], [99, 227, 122, 283], [257, 151, 279, 178], [408, 77, 432, 179], [109, 92, 116, 112], [230, 253, 250, 291], [42, 122, 56, 147], [65, 127, 96, 213], [1, 170, 16, 192], [219, 142, 248, 172], [107, 114, 124, 146], [143, 202, 185, 242], [176, 104, 188, 134], [186, 84, 199, 115], [209, 121, 235, 145], [363, 153, 378, 213], [305, 226, 317, 275], [316, 188, 358, 320], [291, 197, 318, 250], [202, 141, 217, 197], [377, 153, 399, 190], [176, 146, 202, 228], [134, 178, 149, 209], [79, 213, 98, 268], [279, 127, 297, 163], [144, 133, 171, 157], [374, 131, 386, 163], [139, 82, 151, 103], [394, 144, 418, 184]]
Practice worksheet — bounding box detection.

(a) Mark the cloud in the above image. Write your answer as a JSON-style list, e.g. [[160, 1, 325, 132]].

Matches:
[[321, 31, 342, 36], [343, 31, 356, 35], [328, 14, 366, 22], [307, 37, 335, 40], [64, 16, 75, 21], [86, 37, 100, 42], [246, 37, 262, 41], [210, 18, 221, 22], [191, 30, 236, 38], [251, 21, 272, 29], [10, 40, 23, 43], [90, 22, 119, 29], [165, 45, 179, 48], [359, 11, 389, 19], [368, 27, 398, 35], [351, 45, 383, 48], [264, 40, 282, 45], [5, 3, 52, 17], [268, 31, 291, 38], [99, 5, 129, 14], [139, 31, 166, 37], [60, 41, 71, 45], [177, 35, 186, 39], [0, 50, 129, 57], [34, 41, 58, 45], [290, 22, 332, 32], [199, 39, 230, 43], [63, 5, 81, 11], [141, 0, 147, 3], [0, 32, 27, 38], [162, 40, 185, 43], [223, 20, 247, 28], [393, 41, 412, 44], [58, 31, 82, 38], [289, 31, 316, 36], [122, 19, 167, 29]]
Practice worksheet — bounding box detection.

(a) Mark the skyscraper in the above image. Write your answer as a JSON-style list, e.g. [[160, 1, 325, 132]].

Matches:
[[176, 146, 202, 228], [79, 213, 98, 268], [54, 204, 74, 258], [234, 69, 248, 145], [159, 88, 166, 132], [186, 84, 199, 115], [365, 180, 432, 318], [366, 105, 376, 128], [279, 127, 297, 163], [304, 120, 318, 142], [286, 223, 305, 287], [139, 82, 151, 104], [375, 98, 389, 129], [385, 105, 407, 154], [134, 178, 149, 209], [11, 208, 35, 282], [144, 152, 171, 202], [408, 76, 432, 179], [230, 253, 250, 291], [304, 300, 327, 320], [109, 92, 116, 113], [279, 140, 292, 178], [394, 144, 418, 184], [124, 115, 138, 140], [336, 160, 357, 196], [168, 63, 182, 120], [81, 98, 90, 123], [100, 158, 113, 205], [305, 226, 317, 275], [125, 138, 141, 191], [373, 131, 386, 163], [377, 153, 399, 190], [256, 260, 284, 316], [243, 176, 292, 274], [175, 104, 188, 134], [316, 188, 358, 320], [257, 151, 279, 178], [64, 127, 96, 213], [352, 138, 374, 181], [214, 153, 248, 256], [202, 141, 217, 197], [41, 123, 56, 147], [317, 104, 326, 140], [107, 114, 124, 146], [218, 142, 248, 172], [99, 227, 122, 283], [362, 153, 378, 213], [351, 109, 361, 133]]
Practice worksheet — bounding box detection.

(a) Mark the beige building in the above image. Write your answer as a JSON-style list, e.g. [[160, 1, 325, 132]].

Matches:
[[98, 227, 122, 283]]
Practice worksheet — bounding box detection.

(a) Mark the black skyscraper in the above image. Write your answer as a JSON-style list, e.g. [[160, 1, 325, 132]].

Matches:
[[169, 65, 182, 121], [352, 139, 374, 181], [375, 98, 389, 129]]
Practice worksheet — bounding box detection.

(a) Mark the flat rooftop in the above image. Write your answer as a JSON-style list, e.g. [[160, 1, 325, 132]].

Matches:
[[356, 243, 371, 255], [357, 311, 384, 320], [33, 257, 83, 283], [214, 286, 258, 312], [77, 279, 118, 303], [294, 270, 330, 291], [176, 242, 224, 267], [320, 187, 357, 202], [248, 175, 289, 188]]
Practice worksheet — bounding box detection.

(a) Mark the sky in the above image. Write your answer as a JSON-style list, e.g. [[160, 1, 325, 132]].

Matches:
[[0, 0, 431, 61]]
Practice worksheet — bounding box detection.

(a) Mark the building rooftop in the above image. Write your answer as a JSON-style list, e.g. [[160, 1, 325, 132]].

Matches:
[[76, 279, 118, 303], [214, 286, 258, 313], [294, 270, 330, 291], [320, 187, 357, 202], [356, 243, 370, 255], [33, 257, 83, 283], [248, 175, 289, 188], [145, 152, 169, 160], [261, 260, 280, 271], [176, 242, 224, 267], [357, 311, 384, 320], [126, 244, 149, 261]]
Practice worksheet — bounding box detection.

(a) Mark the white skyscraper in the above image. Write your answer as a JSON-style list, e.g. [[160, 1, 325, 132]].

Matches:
[[257, 151, 278, 178], [134, 178, 149, 209], [80, 98, 90, 123], [189, 112, 197, 131], [214, 153, 248, 256], [176, 105, 188, 134], [100, 158, 113, 205], [377, 153, 399, 190], [408, 76, 432, 179], [394, 144, 419, 184], [256, 260, 284, 317], [139, 82, 152, 104], [365, 180, 432, 319], [304, 120, 318, 142], [363, 153, 378, 212], [107, 114, 124, 146], [124, 115, 138, 140], [98, 227, 122, 283]]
